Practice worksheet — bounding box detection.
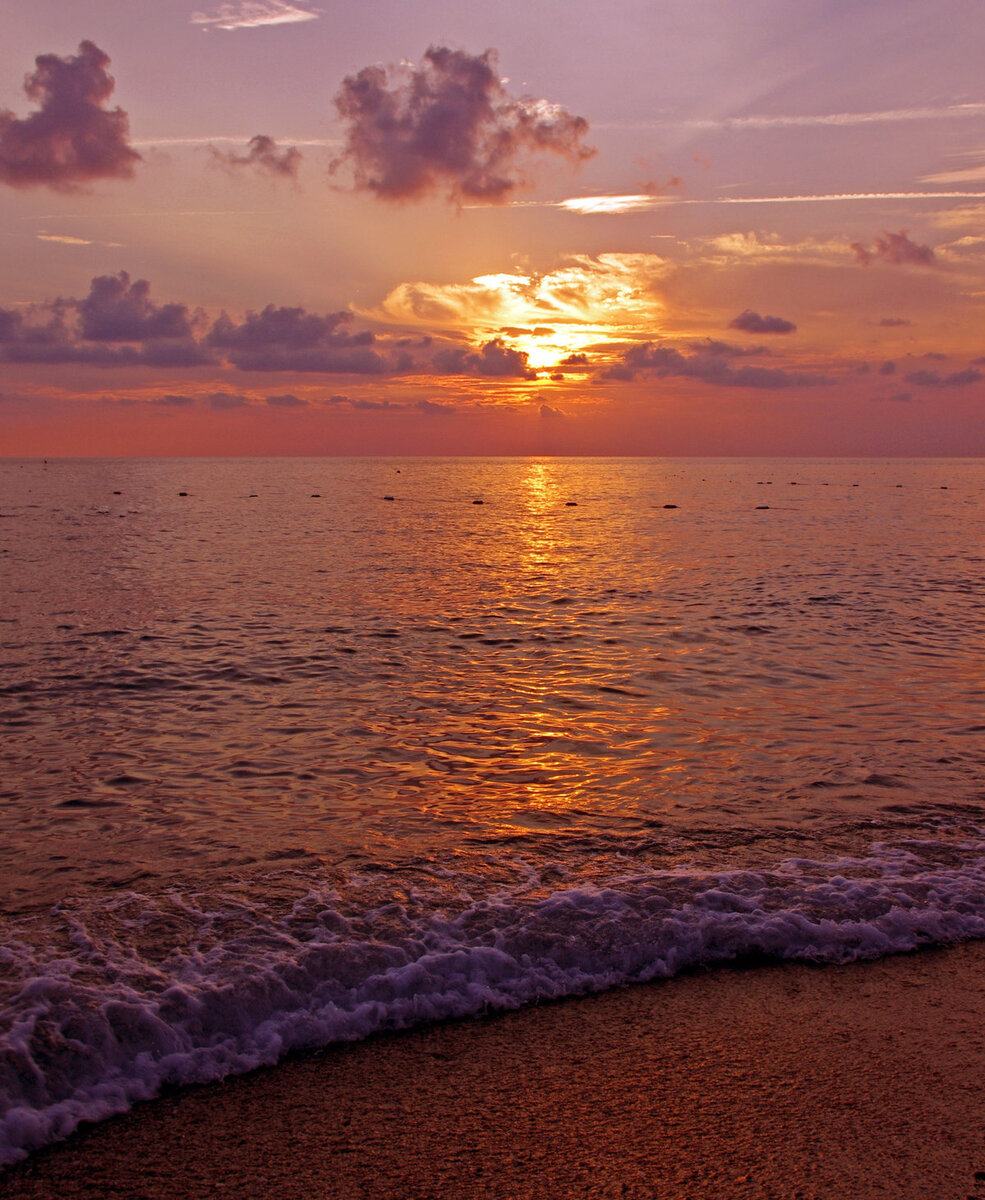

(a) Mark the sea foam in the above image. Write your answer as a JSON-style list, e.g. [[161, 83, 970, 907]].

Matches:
[[3, 835, 985, 1167]]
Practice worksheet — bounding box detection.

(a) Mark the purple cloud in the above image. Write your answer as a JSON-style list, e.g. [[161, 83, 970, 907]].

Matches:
[[728, 310, 796, 335], [604, 341, 829, 388], [0, 42, 140, 191], [78, 272, 194, 340], [432, 337, 537, 378], [211, 134, 301, 179], [851, 231, 936, 267], [903, 368, 982, 387], [207, 304, 385, 373], [333, 46, 594, 203]]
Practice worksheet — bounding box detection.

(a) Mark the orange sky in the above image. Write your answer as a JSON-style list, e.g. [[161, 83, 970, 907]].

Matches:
[[3, 2, 985, 454]]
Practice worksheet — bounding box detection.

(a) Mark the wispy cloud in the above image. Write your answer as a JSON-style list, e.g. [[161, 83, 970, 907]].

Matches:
[[601, 103, 985, 132], [190, 1, 320, 31], [557, 190, 985, 214]]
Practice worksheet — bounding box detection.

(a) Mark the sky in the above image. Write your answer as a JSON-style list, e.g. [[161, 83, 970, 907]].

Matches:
[[2, 0, 985, 455]]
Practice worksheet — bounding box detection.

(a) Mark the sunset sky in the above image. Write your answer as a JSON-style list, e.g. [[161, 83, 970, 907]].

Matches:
[[3, 0, 985, 455]]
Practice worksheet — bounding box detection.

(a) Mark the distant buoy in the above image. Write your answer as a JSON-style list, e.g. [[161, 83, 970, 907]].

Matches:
[[178, 491, 188, 497], [663, 503, 678, 509], [112, 490, 122, 495], [472, 499, 484, 505], [249, 493, 258, 498], [383, 495, 395, 501], [565, 501, 578, 507], [310, 494, 321, 498], [755, 505, 770, 510]]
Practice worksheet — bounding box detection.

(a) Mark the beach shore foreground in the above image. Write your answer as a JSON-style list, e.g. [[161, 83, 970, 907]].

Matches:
[[4, 942, 985, 1200]]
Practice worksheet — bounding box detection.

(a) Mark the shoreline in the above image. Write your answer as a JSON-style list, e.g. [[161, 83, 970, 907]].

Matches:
[[5, 941, 985, 1199]]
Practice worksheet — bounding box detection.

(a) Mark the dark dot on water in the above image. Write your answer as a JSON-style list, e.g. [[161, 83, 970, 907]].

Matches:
[[940, 485, 949, 489], [663, 503, 678, 509], [112, 490, 122, 495], [472, 499, 484, 505], [310, 494, 321, 498], [852, 483, 859, 487], [755, 505, 770, 510], [249, 493, 258, 498], [565, 501, 578, 507], [789, 481, 798, 486], [178, 491, 188, 497], [383, 495, 395, 501]]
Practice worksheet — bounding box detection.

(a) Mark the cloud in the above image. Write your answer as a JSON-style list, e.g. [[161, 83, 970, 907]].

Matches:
[[432, 337, 537, 379], [879, 317, 911, 327], [206, 303, 387, 372], [903, 368, 983, 387], [154, 393, 195, 406], [605, 341, 829, 389], [208, 392, 249, 409], [332, 46, 593, 203], [851, 231, 936, 267], [265, 392, 306, 406], [190, 1, 320, 30], [728, 309, 796, 335], [539, 403, 565, 419], [0, 41, 140, 190], [879, 361, 896, 375], [210, 134, 301, 178], [78, 271, 194, 340], [377, 254, 668, 343]]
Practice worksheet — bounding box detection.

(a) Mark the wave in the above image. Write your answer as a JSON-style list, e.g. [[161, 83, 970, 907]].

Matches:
[[3, 833, 985, 1168]]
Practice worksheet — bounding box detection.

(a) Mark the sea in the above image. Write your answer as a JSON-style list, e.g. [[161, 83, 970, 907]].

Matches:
[[2, 456, 985, 1167]]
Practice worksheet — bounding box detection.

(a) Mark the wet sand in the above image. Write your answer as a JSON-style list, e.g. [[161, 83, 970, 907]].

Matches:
[[4, 942, 985, 1200]]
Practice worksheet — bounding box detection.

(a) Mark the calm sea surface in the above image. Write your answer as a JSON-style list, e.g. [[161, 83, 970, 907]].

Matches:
[[2, 456, 985, 1165]]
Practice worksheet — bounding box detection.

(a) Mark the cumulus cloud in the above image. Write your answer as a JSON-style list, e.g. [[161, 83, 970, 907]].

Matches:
[[851, 230, 936, 267], [332, 46, 593, 203], [191, 1, 320, 30], [903, 368, 982, 387], [605, 341, 829, 389], [78, 271, 194, 340], [432, 337, 537, 378], [207, 304, 386, 373], [0, 276, 395, 375], [0, 41, 140, 190], [728, 310, 796, 335], [211, 134, 301, 178]]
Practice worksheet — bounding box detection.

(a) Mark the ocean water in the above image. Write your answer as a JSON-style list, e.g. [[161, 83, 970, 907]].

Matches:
[[2, 456, 985, 1166]]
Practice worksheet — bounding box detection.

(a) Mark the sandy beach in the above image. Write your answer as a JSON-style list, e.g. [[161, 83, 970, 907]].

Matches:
[[4, 941, 985, 1200]]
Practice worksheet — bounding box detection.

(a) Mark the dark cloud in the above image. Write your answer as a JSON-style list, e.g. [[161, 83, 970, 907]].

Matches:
[[211, 135, 301, 179], [879, 361, 896, 375], [333, 45, 593, 203], [432, 337, 537, 378], [154, 393, 195, 407], [208, 392, 249, 409], [539, 403, 565, 419], [208, 304, 386, 373], [851, 231, 936, 267], [604, 341, 829, 388], [688, 338, 769, 357], [78, 271, 194, 340], [265, 392, 307, 406], [416, 398, 454, 414], [560, 352, 590, 366], [728, 310, 796, 335], [879, 317, 911, 327], [903, 368, 983, 387], [0, 41, 140, 191]]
